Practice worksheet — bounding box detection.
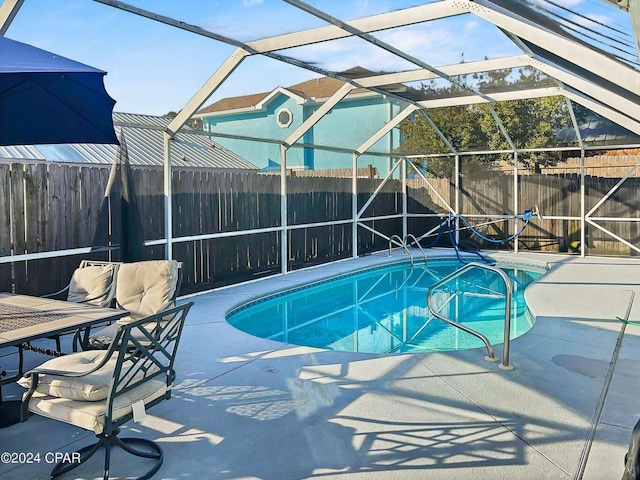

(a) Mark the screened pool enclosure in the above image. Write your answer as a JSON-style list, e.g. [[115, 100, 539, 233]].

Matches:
[[1, 0, 640, 295]]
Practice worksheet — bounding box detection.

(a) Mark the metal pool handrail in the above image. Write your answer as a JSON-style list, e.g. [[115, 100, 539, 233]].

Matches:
[[426, 262, 514, 370], [404, 234, 427, 264], [388, 235, 414, 266]]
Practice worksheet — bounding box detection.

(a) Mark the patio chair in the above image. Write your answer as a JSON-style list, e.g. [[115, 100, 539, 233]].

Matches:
[[18, 260, 121, 357], [19, 302, 193, 480], [43, 260, 121, 308], [79, 260, 182, 350]]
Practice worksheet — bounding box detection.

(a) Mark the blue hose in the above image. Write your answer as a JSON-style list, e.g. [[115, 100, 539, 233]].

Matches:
[[418, 211, 532, 266], [457, 213, 530, 244], [419, 218, 447, 248], [446, 216, 495, 265]]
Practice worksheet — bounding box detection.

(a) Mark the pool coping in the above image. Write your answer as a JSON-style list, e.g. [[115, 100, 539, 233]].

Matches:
[[224, 251, 547, 356], [224, 249, 552, 320]]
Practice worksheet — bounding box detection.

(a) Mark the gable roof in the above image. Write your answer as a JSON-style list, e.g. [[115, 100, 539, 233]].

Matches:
[[287, 76, 370, 99], [197, 69, 378, 116], [199, 91, 270, 115]]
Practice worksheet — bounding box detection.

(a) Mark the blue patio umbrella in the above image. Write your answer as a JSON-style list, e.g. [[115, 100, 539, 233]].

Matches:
[[0, 36, 118, 146]]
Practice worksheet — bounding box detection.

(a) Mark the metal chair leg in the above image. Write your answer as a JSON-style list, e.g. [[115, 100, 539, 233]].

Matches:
[[50, 430, 163, 480]]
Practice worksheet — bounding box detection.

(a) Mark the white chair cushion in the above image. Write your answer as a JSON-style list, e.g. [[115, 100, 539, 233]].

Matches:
[[67, 265, 116, 304], [18, 351, 115, 401], [26, 380, 167, 434], [116, 260, 178, 321]]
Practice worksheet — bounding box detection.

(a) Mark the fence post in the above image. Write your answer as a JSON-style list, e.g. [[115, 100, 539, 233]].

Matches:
[[353, 153, 359, 259], [280, 144, 288, 274], [163, 132, 173, 260], [402, 158, 407, 240]]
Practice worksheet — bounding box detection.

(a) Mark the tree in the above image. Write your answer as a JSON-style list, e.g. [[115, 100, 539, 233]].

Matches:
[[400, 106, 486, 177], [165, 110, 203, 131], [397, 65, 582, 177]]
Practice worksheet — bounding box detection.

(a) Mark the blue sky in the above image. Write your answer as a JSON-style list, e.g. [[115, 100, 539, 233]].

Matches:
[[6, 0, 630, 116]]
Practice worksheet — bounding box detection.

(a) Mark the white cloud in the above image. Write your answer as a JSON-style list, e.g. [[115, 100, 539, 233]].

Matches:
[[584, 13, 611, 25], [554, 0, 584, 6], [242, 0, 263, 6], [273, 18, 523, 76], [464, 20, 481, 32]]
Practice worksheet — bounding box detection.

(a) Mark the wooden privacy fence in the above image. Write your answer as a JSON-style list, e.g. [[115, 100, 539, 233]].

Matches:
[[421, 171, 640, 255], [0, 161, 638, 296], [0, 163, 408, 295]]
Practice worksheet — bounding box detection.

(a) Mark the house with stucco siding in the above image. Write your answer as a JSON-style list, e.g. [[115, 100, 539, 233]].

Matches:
[[195, 70, 411, 176]]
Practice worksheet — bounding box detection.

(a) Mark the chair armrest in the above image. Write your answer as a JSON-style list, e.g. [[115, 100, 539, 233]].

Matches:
[[42, 285, 70, 300], [24, 366, 99, 378], [24, 335, 121, 379]]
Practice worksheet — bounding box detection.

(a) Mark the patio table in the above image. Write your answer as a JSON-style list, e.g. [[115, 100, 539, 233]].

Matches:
[[0, 293, 127, 427]]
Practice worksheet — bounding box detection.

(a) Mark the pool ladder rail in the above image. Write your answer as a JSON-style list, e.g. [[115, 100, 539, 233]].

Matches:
[[388, 234, 428, 266], [426, 262, 514, 371]]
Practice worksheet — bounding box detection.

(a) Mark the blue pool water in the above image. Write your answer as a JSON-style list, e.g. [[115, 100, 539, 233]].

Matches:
[[227, 260, 544, 354]]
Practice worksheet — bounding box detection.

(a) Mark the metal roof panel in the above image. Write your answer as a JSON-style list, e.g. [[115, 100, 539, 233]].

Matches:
[[0, 113, 258, 170]]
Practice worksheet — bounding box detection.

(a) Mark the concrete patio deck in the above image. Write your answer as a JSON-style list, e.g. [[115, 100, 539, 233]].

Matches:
[[0, 250, 639, 479]]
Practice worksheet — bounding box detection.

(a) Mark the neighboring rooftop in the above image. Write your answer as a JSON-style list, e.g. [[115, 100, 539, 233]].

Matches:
[[0, 112, 258, 170], [556, 114, 640, 147], [197, 67, 411, 115]]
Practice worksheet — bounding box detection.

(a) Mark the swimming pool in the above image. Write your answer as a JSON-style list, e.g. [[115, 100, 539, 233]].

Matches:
[[227, 260, 544, 354]]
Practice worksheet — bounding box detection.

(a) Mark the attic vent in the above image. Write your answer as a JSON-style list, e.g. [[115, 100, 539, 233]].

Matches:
[[276, 108, 293, 128]]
